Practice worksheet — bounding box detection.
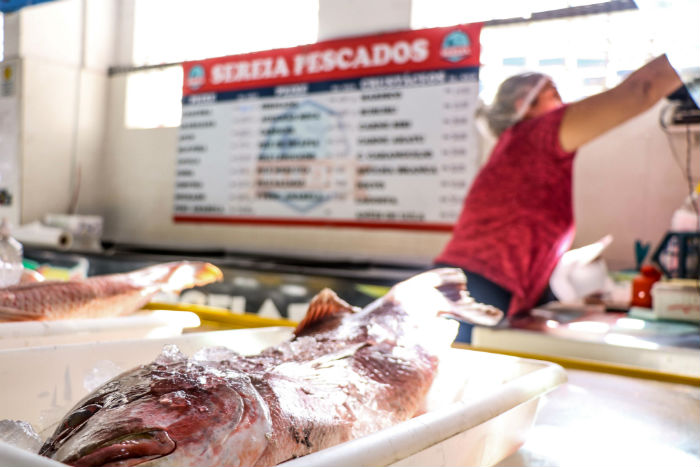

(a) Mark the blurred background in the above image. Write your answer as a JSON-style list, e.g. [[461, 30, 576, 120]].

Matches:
[[0, 0, 697, 272]]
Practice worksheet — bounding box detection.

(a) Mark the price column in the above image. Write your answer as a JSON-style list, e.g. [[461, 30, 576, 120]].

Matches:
[[437, 72, 479, 223], [229, 95, 263, 216], [175, 93, 231, 215]]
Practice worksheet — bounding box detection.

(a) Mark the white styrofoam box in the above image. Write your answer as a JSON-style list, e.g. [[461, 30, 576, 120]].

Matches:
[[0, 327, 566, 467], [0, 310, 200, 349], [652, 281, 700, 323]]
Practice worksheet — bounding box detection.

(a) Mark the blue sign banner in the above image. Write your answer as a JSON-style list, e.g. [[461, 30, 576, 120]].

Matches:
[[0, 0, 55, 13]]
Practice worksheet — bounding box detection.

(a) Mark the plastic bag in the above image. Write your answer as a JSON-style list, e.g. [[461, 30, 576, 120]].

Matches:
[[0, 219, 24, 288]]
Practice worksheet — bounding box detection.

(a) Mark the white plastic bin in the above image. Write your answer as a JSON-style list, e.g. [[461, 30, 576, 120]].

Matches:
[[0, 327, 566, 466], [0, 310, 200, 349]]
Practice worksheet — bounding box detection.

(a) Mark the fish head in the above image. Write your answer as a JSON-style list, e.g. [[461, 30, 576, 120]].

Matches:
[[41, 346, 272, 467]]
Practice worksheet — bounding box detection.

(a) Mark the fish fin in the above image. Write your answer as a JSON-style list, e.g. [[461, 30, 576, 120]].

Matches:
[[393, 268, 504, 327], [159, 261, 224, 293], [20, 268, 45, 283], [0, 305, 42, 321], [294, 288, 359, 335]]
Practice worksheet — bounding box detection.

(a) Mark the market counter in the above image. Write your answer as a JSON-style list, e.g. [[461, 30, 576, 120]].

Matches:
[[469, 304, 700, 380], [496, 368, 700, 467]]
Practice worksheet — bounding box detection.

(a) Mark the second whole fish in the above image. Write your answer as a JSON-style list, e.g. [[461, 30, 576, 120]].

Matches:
[[39, 268, 503, 466], [0, 261, 223, 322]]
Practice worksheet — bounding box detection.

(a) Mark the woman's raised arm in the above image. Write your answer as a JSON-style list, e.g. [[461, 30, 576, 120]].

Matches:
[[559, 54, 683, 152]]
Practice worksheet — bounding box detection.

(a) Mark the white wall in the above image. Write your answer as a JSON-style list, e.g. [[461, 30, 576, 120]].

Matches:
[[317, 0, 411, 40], [4, 0, 116, 223], [574, 104, 698, 270], [19, 58, 79, 221]]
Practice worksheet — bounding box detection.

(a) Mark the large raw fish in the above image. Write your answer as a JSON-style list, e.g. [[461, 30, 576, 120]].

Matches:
[[39, 268, 502, 466], [0, 261, 223, 322]]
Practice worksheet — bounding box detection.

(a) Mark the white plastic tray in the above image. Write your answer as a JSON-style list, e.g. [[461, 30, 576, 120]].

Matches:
[[0, 310, 200, 349], [0, 327, 566, 466], [471, 325, 700, 378]]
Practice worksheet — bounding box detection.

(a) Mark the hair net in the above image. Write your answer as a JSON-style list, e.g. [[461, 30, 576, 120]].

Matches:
[[485, 72, 552, 137]]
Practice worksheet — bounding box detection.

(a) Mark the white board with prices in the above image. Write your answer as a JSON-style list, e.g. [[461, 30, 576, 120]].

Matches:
[[174, 23, 483, 232]]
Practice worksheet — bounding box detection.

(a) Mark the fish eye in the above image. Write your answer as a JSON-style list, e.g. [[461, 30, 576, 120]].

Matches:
[[59, 404, 102, 432], [39, 404, 103, 456]]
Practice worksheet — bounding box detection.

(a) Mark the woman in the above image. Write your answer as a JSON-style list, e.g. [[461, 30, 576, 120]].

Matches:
[[434, 54, 683, 341]]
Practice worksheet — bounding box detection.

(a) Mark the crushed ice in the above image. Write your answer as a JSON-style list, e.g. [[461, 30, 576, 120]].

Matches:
[[191, 346, 240, 363], [0, 419, 42, 453], [83, 360, 123, 393], [155, 344, 188, 365]]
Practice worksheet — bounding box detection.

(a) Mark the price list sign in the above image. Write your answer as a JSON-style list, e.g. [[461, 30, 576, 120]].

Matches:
[[175, 23, 482, 230]]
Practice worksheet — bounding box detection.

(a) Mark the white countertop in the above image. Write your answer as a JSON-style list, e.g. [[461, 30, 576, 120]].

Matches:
[[496, 369, 700, 467]]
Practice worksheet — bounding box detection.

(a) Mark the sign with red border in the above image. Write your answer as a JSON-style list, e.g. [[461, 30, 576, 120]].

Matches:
[[174, 23, 482, 230], [182, 24, 481, 95]]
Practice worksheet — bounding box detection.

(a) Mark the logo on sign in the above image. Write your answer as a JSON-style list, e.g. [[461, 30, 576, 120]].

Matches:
[[186, 65, 206, 90], [440, 30, 471, 63]]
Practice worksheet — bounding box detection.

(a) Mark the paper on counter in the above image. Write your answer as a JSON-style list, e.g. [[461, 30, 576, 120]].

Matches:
[[12, 221, 72, 250], [549, 235, 614, 303], [43, 214, 102, 238]]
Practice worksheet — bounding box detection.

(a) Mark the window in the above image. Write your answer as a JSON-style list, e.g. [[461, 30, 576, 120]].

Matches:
[[125, 66, 183, 129], [125, 0, 700, 128], [132, 0, 319, 66], [125, 0, 319, 129], [411, 0, 606, 29], [412, 0, 700, 104]]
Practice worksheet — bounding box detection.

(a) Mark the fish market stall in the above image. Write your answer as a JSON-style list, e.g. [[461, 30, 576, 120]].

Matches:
[[0, 327, 566, 467], [0, 267, 564, 466], [2, 329, 699, 466], [0, 246, 696, 466]]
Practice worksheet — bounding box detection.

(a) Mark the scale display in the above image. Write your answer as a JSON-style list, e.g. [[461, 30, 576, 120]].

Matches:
[[174, 23, 482, 231]]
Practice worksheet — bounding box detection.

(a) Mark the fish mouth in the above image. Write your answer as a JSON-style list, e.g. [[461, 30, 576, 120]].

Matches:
[[68, 430, 175, 467]]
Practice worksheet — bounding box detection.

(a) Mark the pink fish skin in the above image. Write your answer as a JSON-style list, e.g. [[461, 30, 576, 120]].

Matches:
[[0, 261, 223, 322], [39, 268, 503, 466]]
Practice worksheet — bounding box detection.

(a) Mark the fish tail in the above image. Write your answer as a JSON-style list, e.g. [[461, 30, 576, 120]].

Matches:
[[159, 261, 224, 293], [393, 268, 504, 326]]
